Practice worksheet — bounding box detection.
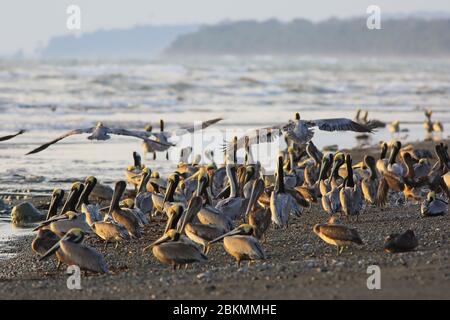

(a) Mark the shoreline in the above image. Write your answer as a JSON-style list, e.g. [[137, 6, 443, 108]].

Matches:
[[0, 139, 449, 299]]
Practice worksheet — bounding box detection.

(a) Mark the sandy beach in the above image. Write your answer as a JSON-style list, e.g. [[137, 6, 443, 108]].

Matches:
[[1, 139, 449, 300]]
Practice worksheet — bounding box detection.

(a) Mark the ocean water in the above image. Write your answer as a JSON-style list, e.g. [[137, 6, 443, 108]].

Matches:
[[1, 56, 450, 243]]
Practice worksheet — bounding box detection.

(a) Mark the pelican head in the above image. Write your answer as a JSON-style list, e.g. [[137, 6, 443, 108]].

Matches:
[[144, 124, 153, 132], [427, 191, 436, 202], [39, 228, 85, 261], [143, 229, 180, 252], [47, 188, 65, 220], [208, 224, 255, 245], [163, 173, 181, 204], [295, 112, 300, 121]]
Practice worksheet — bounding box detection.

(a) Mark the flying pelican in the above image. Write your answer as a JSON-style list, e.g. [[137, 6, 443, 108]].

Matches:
[[0, 129, 26, 142], [142, 118, 222, 159], [208, 224, 265, 267], [224, 112, 373, 153], [25, 122, 172, 155], [39, 228, 108, 274], [384, 230, 418, 253], [313, 222, 363, 255]]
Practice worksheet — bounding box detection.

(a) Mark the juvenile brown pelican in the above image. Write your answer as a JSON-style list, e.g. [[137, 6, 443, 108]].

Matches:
[[0, 129, 25, 142], [109, 181, 142, 238], [270, 155, 302, 228], [40, 228, 108, 274], [91, 218, 130, 249], [384, 230, 418, 253], [246, 179, 271, 241], [209, 224, 265, 267], [313, 222, 363, 255], [421, 192, 448, 217], [224, 113, 373, 153], [340, 154, 363, 221], [361, 155, 378, 205], [25, 122, 171, 155], [125, 151, 145, 191]]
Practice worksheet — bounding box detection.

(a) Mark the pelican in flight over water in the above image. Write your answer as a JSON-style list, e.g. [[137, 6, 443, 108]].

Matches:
[[0, 129, 26, 142], [224, 113, 374, 152], [25, 122, 172, 155]]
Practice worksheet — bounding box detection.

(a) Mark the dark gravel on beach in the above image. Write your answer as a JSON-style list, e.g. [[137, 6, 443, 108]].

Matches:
[[1, 201, 449, 299], [0, 140, 449, 299]]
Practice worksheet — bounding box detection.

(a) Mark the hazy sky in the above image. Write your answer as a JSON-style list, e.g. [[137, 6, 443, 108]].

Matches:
[[1, 0, 450, 55]]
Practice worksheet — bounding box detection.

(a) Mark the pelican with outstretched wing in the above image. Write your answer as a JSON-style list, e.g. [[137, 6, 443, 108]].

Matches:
[[141, 118, 223, 158], [25, 122, 172, 155], [224, 113, 374, 153], [0, 129, 26, 142]]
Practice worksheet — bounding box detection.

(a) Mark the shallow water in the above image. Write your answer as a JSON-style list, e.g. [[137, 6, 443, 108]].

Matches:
[[0, 56, 450, 241]]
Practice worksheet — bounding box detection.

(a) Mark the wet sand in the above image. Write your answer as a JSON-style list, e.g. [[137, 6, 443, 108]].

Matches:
[[0, 139, 449, 299]]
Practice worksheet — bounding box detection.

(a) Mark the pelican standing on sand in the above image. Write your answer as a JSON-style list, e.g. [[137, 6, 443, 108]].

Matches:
[[39, 228, 108, 274], [313, 222, 363, 255], [208, 224, 265, 267]]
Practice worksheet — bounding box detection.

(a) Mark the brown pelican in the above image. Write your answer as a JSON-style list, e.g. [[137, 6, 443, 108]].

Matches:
[[208, 224, 265, 267], [25, 122, 171, 155], [142, 118, 222, 159], [224, 113, 373, 152], [321, 153, 345, 215], [246, 179, 271, 241], [134, 167, 153, 215], [143, 197, 207, 269], [109, 181, 142, 238], [31, 229, 60, 256], [0, 129, 25, 142], [421, 191, 448, 217], [313, 222, 363, 255], [384, 230, 418, 253], [340, 154, 363, 221], [215, 164, 244, 221], [40, 228, 108, 274], [45, 189, 65, 220], [270, 155, 301, 228], [361, 155, 378, 205], [125, 151, 145, 191], [376, 142, 389, 174], [91, 218, 130, 249]]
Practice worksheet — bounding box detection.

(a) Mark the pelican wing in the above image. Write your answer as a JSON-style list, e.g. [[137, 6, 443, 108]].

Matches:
[[173, 117, 223, 136], [0, 129, 26, 142], [318, 225, 363, 244], [26, 128, 92, 155], [222, 125, 282, 153], [307, 118, 374, 133], [108, 128, 174, 147]]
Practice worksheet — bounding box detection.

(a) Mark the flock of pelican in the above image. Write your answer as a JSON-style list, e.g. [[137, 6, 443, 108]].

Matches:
[[2, 110, 449, 274]]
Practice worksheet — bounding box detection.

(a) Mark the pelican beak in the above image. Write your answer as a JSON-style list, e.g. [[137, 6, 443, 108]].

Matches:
[[245, 179, 264, 216], [39, 233, 71, 261], [178, 196, 203, 234], [163, 179, 176, 205], [143, 235, 170, 252], [196, 177, 206, 197], [208, 228, 242, 245]]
